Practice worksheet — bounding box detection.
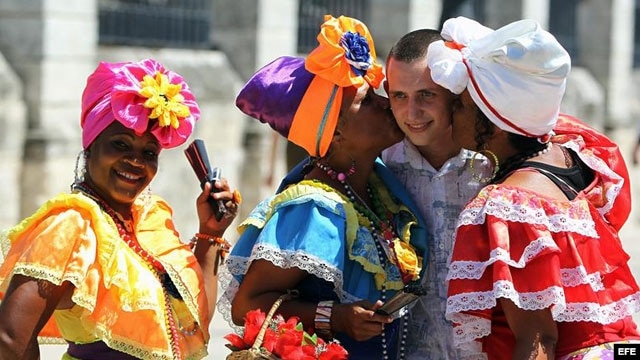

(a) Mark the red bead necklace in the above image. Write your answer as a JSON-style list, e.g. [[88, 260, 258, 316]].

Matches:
[[74, 182, 165, 272], [73, 182, 183, 358]]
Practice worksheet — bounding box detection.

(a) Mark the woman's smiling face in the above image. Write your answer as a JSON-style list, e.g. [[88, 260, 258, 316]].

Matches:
[[84, 121, 160, 214]]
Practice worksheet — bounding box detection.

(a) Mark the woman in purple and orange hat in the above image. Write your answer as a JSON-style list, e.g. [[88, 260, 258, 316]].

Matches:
[[218, 15, 428, 360], [427, 17, 640, 359], [0, 59, 239, 359]]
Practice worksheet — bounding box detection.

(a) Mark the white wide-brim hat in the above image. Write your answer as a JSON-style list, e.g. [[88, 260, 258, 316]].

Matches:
[[427, 16, 571, 139]]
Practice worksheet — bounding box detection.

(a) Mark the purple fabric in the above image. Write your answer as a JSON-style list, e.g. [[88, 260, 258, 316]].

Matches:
[[67, 341, 138, 360], [235, 56, 314, 138]]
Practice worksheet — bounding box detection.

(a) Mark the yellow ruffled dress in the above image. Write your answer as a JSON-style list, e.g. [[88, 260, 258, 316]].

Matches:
[[0, 192, 210, 359]]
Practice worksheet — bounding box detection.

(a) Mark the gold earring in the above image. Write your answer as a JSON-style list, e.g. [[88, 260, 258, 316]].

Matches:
[[470, 149, 499, 184]]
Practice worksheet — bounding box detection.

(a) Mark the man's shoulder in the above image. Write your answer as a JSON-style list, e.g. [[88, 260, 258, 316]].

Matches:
[[381, 140, 405, 162], [382, 139, 427, 166]]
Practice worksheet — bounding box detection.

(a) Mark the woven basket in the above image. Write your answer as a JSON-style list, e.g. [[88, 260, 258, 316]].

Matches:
[[225, 292, 296, 360]]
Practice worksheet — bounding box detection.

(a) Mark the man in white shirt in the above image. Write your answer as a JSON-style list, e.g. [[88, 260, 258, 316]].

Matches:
[[382, 29, 490, 359]]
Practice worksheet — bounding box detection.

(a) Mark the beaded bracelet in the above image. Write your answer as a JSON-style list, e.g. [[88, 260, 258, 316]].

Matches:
[[190, 233, 232, 276], [314, 300, 334, 339], [189, 233, 231, 259]]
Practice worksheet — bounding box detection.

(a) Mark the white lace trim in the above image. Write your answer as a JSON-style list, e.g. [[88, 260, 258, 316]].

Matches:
[[447, 238, 605, 292], [447, 280, 640, 348], [457, 198, 598, 238], [217, 243, 359, 330], [449, 313, 491, 352], [561, 266, 604, 291], [554, 292, 640, 323], [447, 237, 559, 280], [447, 280, 566, 315], [216, 264, 242, 332]]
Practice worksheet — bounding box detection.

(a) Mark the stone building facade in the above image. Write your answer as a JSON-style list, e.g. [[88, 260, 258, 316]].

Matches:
[[0, 0, 637, 241]]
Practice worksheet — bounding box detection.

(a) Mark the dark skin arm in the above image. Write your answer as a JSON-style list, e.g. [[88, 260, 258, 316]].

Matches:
[[194, 179, 238, 321], [0, 275, 73, 360], [500, 165, 563, 359], [231, 259, 392, 341], [500, 298, 558, 359]]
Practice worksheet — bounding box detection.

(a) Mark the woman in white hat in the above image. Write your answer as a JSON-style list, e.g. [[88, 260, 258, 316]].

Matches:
[[427, 17, 640, 359]]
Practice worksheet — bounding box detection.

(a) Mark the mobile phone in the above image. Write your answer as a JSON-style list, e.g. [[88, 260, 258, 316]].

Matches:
[[375, 283, 426, 317], [184, 139, 228, 221]]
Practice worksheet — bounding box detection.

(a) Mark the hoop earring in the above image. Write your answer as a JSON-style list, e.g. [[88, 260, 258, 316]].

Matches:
[[71, 150, 87, 190], [470, 149, 499, 184]]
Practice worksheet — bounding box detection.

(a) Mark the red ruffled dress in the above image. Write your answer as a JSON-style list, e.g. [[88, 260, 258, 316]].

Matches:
[[446, 115, 640, 358]]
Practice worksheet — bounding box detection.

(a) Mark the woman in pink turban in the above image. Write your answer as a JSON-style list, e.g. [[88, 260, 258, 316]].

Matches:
[[0, 58, 239, 359]]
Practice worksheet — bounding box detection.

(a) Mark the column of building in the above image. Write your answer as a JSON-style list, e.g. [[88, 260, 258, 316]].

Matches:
[[0, 0, 97, 222]]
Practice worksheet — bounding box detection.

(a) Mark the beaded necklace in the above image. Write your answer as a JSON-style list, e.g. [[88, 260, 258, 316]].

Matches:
[[73, 182, 165, 271], [492, 142, 552, 183], [71, 182, 182, 359], [316, 162, 408, 360]]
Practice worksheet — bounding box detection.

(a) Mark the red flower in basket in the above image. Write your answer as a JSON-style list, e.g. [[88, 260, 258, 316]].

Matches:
[[224, 308, 348, 360]]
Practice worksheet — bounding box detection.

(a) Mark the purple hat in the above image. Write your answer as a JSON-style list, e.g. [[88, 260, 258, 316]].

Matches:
[[235, 56, 313, 139]]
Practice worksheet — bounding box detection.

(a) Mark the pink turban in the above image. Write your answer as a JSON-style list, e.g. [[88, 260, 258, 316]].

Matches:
[[80, 58, 200, 149]]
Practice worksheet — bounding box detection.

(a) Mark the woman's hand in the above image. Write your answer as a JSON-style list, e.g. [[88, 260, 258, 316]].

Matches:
[[196, 178, 239, 236], [331, 300, 393, 341]]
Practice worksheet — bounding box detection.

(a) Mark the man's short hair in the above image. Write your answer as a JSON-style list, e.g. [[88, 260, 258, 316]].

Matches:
[[387, 29, 442, 63]]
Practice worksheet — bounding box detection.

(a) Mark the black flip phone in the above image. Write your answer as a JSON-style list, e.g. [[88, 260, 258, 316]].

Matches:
[[184, 139, 228, 221]]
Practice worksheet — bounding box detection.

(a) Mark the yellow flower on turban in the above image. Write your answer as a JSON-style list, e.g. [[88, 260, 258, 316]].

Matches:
[[139, 72, 191, 129]]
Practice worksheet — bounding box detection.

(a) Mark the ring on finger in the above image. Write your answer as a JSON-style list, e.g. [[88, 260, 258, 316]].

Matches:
[[232, 189, 242, 205]]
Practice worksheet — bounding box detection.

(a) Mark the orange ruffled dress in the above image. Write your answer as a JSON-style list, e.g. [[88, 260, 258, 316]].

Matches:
[[446, 115, 640, 358], [0, 192, 210, 359]]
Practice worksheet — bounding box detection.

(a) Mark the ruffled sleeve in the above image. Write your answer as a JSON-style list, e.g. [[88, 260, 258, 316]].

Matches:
[[446, 185, 640, 353], [1, 195, 101, 308], [223, 182, 361, 300], [0, 193, 210, 359], [0, 194, 101, 339], [218, 179, 416, 332]]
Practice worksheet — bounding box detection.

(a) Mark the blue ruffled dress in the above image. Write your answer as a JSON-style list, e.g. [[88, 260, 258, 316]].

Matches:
[[219, 159, 428, 359]]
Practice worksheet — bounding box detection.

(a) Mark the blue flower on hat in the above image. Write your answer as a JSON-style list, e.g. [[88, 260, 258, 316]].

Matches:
[[341, 31, 372, 76]]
